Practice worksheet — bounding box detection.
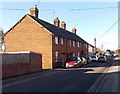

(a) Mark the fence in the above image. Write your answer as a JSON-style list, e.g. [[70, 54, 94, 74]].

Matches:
[[0, 51, 42, 78]]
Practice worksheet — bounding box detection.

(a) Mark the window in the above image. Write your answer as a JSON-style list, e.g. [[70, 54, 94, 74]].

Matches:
[[83, 44, 85, 47], [78, 52, 80, 57], [77, 42, 80, 47], [55, 36, 58, 44], [55, 51, 59, 63], [86, 44, 88, 48], [83, 44, 85, 48], [61, 38, 64, 45], [73, 53, 76, 57], [73, 41, 75, 47], [80, 43, 81, 48], [70, 40, 72, 46]]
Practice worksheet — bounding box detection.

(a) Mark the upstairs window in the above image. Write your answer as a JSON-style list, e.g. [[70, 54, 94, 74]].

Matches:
[[55, 36, 59, 44], [70, 40, 72, 46], [77, 42, 80, 47], [86, 44, 88, 48], [73, 41, 75, 47], [61, 38, 64, 45], [83, 44, 85, 48], [80, 43, 82, 48]]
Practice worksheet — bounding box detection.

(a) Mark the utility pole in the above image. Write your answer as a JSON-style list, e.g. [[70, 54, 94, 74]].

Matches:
[[94, 37, 96, 53], [101, 44, 103, 51], [101, 44, 104, 54], [37, 0, 40, 9]]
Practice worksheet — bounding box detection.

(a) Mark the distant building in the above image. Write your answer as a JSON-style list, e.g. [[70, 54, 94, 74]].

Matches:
[[88, 44, 94, 56], [4, 6, 89, 69]]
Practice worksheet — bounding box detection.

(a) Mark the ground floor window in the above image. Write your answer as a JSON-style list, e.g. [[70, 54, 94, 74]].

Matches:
[[73, 53, 76, 57], [78, 52, 80, 57], [55, 51, 59, 63]]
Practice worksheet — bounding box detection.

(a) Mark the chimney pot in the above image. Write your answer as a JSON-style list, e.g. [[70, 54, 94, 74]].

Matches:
[[30, 5, 39, 18], [54, 17, 60, 27], [72, 28, 77, 34], [61, 21, 66, 30]]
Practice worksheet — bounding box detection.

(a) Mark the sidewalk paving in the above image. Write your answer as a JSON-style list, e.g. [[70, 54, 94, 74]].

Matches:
[[96, 57, 120, 92]]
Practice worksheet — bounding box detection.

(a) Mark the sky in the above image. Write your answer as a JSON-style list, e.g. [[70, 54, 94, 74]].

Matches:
[[0, 1, 119, 51]]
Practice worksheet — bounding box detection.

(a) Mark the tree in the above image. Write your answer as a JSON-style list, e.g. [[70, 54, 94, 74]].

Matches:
[[115, 49, 120, 56], [0, 27, 3, 51]]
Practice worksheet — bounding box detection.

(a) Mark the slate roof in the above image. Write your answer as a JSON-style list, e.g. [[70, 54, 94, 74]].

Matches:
[[4, 14, 88, 44], [28, 14, 88, 44], [89, 44, 94, 48]]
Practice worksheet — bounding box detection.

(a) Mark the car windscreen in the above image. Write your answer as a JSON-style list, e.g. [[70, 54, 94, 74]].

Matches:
[[86, 57, 90, 60], [69, 57, 77, 61], [99, 57, 105, 59], [91, 56, 96, 58]]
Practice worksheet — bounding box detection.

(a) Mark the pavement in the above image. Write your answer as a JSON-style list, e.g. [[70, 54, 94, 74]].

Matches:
[[95, 57, 120, 92]]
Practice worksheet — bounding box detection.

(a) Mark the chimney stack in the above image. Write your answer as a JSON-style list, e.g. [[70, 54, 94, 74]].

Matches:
[[61, 21, 66, 30], [54, 17, 60, 27], [30, 5, 39, 18], [72, 28, 77, 34]]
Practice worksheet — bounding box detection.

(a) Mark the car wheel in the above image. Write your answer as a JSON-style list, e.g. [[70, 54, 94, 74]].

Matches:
[[80, 63, 82, 67], [78, 63, 80, 67], [79, 63, 82, 67]]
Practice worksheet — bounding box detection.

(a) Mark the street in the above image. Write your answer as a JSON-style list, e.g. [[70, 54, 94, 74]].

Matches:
[[2, 57, 118, 93], [0, 2, 119, 94]]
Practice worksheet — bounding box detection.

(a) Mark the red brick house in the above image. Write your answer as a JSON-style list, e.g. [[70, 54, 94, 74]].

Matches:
[[4, 6, 89, 69]]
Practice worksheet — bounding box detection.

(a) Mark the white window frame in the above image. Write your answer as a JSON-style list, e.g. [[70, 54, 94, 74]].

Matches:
[[55, 36, 59, 45], [86, 44, 88, 48], [73, 53, 76, 57], [73, 41, 75, 47], [55, 51, 59, 62], [78, 52, 79, 57], [61, 38, 64, 45], [77, 42, 80, 47]]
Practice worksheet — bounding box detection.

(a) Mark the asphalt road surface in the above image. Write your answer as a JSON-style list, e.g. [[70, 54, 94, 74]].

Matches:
[[2, 57, 114, 93]]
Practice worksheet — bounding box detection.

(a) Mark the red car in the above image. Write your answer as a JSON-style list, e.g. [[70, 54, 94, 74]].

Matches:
[[66, 57, 82, 68]]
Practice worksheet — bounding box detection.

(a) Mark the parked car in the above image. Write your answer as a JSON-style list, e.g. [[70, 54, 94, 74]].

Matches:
[[91, 56, 98, 62], [85, 57, 92, 64], [81, 57, 87, 65], [66, 57, 82, 68], [98, 56, 107, 63]]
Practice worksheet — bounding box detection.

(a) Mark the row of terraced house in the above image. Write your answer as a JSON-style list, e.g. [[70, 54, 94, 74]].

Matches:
[[3, 6, 94, 69]]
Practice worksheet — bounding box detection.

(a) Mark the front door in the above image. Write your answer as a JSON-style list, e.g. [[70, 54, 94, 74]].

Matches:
[[61, 52, 67, 68]]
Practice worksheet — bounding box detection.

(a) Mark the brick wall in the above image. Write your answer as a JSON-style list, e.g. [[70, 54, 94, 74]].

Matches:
[[1, 51, 42, 78], [52, 35, 88, 68], [4, 15, 52, 69]]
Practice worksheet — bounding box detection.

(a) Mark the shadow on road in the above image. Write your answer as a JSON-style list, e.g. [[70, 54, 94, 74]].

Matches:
[[2, 56, 120, 93]]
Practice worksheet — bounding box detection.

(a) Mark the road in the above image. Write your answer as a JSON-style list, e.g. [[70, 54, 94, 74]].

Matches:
[[2, 57, 114, 93]]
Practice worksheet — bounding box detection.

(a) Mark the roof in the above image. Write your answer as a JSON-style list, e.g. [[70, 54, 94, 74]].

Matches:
[[28, 14, 88, 44], [89, 44, 94, 48], [4, 14, 88, 44]]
